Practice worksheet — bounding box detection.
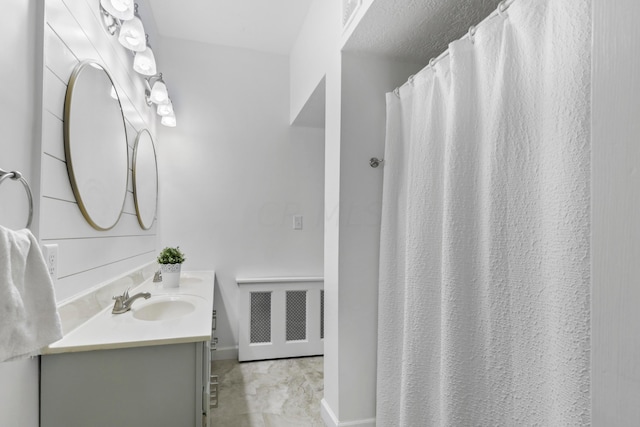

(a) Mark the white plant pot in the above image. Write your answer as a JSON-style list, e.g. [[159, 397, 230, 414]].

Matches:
[[160, 263, 181, 288]]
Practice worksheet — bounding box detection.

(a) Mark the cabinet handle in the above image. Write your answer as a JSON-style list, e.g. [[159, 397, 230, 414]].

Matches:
[[212, 310, 217, 331]]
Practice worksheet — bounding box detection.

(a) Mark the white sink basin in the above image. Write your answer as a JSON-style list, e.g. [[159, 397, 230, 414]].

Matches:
[[132, 295, 203, 321]]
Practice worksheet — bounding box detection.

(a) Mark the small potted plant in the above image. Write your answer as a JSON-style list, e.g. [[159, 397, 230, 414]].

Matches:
[[157, 246, 186, 288]]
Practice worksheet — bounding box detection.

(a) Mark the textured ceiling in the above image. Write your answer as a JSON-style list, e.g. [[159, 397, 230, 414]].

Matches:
[[146, 0, 313, 55], [344, 0, 503, 63], [145, 0, 502, 61]]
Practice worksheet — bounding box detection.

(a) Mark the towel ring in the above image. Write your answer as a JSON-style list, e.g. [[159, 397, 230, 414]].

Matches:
[[0, 168, 34, 229]]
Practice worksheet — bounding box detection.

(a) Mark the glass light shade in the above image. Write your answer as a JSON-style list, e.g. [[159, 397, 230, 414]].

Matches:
[[118, 16, 146, 52], [161, 113, 176, 127], [100, 0, 134, 20], [149, 80, 169, 104], [133, 47, 157, 76], [157, 100, 173, 116]]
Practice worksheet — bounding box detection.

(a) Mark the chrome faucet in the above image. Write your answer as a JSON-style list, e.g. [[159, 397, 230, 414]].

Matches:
[[112, 289, 151, 314]]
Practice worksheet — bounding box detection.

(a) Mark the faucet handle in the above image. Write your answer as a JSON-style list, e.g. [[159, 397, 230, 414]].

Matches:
[[113, 288, 130, 301], [111, 294, 125, 312], [153, 270, 163, 282]]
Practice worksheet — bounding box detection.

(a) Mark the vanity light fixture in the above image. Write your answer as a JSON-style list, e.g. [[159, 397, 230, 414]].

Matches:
[[100, 7, 120, 36], [161, 112, 177, 127], [100, 1, 177, 127], [100, 0, 134, 21], [100, 0, 134, 20], [157, 99, 173, 116], [133, 35, 157, 76], [145, 74, 169, 105], [117, 4, 146, 51]]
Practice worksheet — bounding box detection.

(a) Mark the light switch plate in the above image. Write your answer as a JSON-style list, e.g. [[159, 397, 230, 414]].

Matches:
[[293, 215, 303, 230]]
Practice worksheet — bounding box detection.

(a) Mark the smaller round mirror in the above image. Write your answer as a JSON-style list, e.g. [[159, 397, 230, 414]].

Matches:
[[64, 60, 129, 231], [132, 129, 158, 229]]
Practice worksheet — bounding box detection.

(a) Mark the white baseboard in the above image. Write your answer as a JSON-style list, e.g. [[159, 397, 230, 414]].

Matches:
[[320, 399, 339, 426], [321, 399, 376, 427], [211, 346, 238, 361]]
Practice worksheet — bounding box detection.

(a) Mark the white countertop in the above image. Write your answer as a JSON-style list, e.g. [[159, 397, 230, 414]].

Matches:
[[44, 271, 215, 354]]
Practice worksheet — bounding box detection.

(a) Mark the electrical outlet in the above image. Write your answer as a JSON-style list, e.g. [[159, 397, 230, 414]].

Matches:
[[293, 215, 303, 230], [42, 244, 58, 282]]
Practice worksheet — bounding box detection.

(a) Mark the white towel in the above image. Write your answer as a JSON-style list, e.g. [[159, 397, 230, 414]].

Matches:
[[0, 225, 62, 362]]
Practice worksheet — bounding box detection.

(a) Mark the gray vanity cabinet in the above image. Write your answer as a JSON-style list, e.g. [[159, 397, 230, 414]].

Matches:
[[41, 341, 209, 427]]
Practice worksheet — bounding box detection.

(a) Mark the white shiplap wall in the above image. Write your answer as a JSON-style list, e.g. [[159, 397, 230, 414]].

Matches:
[[42, 0, 158, 301]]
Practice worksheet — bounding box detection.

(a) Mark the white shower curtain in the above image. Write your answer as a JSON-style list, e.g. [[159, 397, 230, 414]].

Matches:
[[376, 0, 591, 426]]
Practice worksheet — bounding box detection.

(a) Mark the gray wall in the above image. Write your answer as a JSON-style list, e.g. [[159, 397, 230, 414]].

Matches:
[[592, 0, 640, 424], [157, 37, 325, 359], [0, 1, 41, 425]]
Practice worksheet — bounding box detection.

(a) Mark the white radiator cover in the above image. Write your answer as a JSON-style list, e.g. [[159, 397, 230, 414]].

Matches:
[[236, 277, 324, 362]]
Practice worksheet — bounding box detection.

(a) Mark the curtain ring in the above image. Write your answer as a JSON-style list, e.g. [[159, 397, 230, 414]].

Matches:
[[497, 1, 508, 18], [468, 25, 477, 44], [408, 75, 415, 86], [393, 87, 400, 98], [429, 58, 436, 70]]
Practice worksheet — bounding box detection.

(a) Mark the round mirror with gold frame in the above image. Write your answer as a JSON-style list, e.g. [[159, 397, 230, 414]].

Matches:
[[64, 60, 129, 231], [132, 129, 158, 230]]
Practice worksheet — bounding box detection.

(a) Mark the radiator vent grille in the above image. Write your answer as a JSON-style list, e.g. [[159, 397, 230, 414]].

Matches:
[[286, 291, 307, 341], [238, 280, 324, 362], [250, 292, 271, 344]]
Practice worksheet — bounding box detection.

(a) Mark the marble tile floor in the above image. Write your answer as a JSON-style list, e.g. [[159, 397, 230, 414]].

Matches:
[[210, 356, 324, 427]]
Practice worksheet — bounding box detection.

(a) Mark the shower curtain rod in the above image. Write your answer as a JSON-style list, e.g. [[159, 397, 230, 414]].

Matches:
[[393, 0, 516, 97]]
